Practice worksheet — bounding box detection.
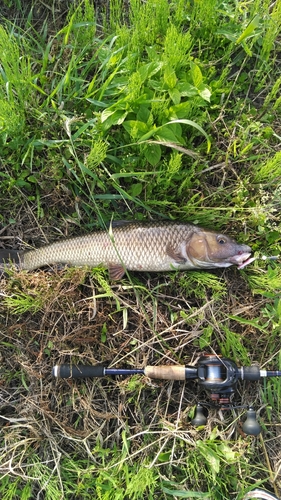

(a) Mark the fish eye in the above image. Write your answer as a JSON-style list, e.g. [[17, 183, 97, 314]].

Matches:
[[217, 236, 227, 244]]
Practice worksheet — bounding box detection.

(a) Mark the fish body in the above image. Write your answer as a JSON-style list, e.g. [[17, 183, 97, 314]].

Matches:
[[0, 221, 252, 280]]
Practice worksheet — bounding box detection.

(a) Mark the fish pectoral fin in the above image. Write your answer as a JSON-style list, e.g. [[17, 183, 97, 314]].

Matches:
[[108, 263, 126, 280], [166, 244, 186, 264]]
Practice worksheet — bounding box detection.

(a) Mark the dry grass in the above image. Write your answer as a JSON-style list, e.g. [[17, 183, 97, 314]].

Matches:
[[1, 261, 281, 496]]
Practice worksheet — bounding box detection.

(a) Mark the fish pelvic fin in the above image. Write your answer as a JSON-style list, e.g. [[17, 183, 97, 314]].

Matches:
[[108, 263, 126, 280]]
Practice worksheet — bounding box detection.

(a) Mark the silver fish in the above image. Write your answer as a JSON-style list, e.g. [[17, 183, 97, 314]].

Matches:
[[0, 221, 252, 280]]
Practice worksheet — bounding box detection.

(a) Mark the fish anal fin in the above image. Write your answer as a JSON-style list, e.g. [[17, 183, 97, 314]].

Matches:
[[166, 244, 186, 264], [108, 263, 126, 280]]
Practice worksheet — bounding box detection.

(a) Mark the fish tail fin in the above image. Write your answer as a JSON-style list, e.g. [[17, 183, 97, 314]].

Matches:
[[0, 250, 23, 275]]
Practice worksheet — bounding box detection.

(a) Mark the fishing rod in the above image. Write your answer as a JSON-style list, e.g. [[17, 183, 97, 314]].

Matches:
[[52, 354, 281, 435]]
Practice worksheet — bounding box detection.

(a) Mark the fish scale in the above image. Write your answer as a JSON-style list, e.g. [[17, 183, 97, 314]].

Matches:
[[0, 221, 252, 280]]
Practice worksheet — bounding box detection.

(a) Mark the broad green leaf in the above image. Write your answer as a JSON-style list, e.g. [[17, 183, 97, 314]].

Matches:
[[137, 105, 150, 122], [100, 108, 115, 123], [144, 143, 161, 165], [170, 119, 211, 152], [130, 183, 143, 196], [169, 102, 193, 119], [27, 175, 38, 183], [164, 65, 177, 89], [198, 445, 220, 474], [138, 61, 163, 82], [123, 120, 149, 138], [169, 122, 182, 138], [218, 442, 238, 462], [177, 82, 198, 97], [169, 119, 211, 152], [206, 450, 220, 473], [198, 84, 211, 102], [236, 15, 260, 44], [169, 87, 181, 105], [190, 61, 203, 88], [158, 451, 172, 462], [139, 119, 211, 152], [101, 109, 128, 129], [155, 127, 180, 143], [138, 124, 159, 142]]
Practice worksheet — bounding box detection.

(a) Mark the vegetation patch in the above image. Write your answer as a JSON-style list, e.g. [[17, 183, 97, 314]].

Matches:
[[0, 0, 281, 498]]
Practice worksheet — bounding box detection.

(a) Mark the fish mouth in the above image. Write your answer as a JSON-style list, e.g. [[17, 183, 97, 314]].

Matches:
[[228, 252, 252, 269]]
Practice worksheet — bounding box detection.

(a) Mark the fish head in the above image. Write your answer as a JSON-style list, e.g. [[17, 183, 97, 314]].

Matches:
[[186, 230, 252, 269]]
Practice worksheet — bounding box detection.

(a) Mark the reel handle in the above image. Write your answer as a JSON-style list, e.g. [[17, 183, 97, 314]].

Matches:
[[242, 407, 261, 436]]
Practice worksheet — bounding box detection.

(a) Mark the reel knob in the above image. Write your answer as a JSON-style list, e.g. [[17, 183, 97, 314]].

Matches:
[[242, 407, 261, 436], [191, 404, 207, 427]]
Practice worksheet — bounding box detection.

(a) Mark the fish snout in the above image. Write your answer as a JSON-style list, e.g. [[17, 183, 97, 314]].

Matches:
[[237, 244, 252, 255], [228, 244, 252, 267]]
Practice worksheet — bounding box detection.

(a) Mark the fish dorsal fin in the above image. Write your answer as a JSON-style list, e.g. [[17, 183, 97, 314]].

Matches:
[[166, 244, 186, 264], [104, 220, 135, 229], [108, 263, 126, 280]]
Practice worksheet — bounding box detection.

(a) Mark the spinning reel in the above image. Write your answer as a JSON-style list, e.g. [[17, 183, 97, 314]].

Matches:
[[53, 353, 281, 435]]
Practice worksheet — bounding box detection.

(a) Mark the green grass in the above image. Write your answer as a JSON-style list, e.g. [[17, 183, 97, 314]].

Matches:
[[0, 0, 281, 498]]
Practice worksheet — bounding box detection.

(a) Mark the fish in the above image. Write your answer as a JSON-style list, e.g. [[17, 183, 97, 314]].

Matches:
[[0, 220, 252, 280]]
